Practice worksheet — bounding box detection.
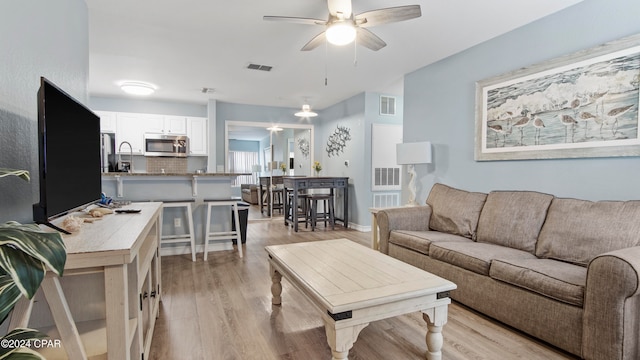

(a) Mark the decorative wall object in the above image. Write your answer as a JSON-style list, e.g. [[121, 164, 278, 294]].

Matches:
[[296, 136, 309, 159], [326, 125, 352, 157], [475, 33, 640, 161]]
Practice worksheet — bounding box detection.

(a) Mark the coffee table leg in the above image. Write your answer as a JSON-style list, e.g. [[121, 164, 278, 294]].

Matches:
[[270, 264, 282, 305], [422, 305, 449, 360], [324, 321, 369, 360]]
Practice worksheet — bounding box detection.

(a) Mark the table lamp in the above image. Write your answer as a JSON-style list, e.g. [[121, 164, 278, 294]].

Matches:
[[396, 142, 432, 206]]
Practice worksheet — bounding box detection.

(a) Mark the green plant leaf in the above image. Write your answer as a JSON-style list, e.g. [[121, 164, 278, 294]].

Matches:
[[0, 222, 66, 277], [0, 248, 45, 299], [0, 274, 22, 324], [0, 169, 29, 182], [0, 328, 47, 360]]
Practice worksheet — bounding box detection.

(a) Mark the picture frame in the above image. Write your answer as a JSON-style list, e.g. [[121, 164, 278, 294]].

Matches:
[[475, 33, 640, 161]]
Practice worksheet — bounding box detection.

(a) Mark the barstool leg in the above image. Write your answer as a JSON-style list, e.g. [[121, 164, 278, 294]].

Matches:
[[232, 203, 243, 258], [204, 203, 212, 261], [187, 203, 196, 262]]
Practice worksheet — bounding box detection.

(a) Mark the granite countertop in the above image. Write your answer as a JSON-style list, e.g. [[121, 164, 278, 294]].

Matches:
[[102, 172, 250, 177]]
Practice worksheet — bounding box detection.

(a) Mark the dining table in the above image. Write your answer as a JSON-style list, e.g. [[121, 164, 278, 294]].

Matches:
[[283, 176, 349, 232]]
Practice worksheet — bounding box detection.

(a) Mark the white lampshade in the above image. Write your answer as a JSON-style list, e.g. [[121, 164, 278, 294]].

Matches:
[[396, 142, 432, 165], [326, 22, 356, 46]]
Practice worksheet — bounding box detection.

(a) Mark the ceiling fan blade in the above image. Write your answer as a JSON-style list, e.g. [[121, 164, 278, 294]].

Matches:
[[357, 28, 386, 51], [301, 32, 326, 51], [263, 16, 326, 26], [356, 5, 421, 28], [327, 0, 352, 18]]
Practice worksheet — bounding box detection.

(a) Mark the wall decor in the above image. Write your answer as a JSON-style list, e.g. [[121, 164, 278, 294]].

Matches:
[[326, 125, 352, 157], [296, 136, 309, 159], [475, 33, 640, 161]]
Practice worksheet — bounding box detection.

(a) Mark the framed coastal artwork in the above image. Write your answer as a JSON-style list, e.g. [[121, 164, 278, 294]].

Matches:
[[475, 33, 640, 161]]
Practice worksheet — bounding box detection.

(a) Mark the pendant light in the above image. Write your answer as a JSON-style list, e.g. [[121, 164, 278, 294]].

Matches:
[[295, 104, 318, 118]]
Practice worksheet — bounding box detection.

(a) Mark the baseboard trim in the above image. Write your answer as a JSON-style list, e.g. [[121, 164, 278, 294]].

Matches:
[[160, 242, 233, 257]]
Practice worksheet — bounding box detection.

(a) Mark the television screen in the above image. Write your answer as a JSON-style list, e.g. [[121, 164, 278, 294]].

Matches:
[[33, 77, 101, 228]]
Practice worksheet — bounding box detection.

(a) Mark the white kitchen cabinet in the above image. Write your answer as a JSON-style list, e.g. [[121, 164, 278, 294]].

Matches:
[[116, 113, 145, 154], [187, 117, 208, 156], [96, 110, 117, 133], [163, 115, 188, 134], [140, 114, 165, 134]]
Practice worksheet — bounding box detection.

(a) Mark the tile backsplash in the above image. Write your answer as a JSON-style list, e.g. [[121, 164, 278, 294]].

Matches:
[[147, 157, 187, 174]]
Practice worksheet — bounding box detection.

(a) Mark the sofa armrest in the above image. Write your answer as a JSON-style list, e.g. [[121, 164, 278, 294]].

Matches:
[[583, 246, 640, 360], [377, 206, 431, 254]]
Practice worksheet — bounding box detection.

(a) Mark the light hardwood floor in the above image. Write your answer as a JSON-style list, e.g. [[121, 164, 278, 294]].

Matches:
[[149, 210, 578, 360]]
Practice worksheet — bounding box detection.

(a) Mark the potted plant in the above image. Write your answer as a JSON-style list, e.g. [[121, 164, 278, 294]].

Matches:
[[0, 168, 67, 359]]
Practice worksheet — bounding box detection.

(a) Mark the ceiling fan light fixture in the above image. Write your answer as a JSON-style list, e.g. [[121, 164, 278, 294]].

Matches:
[[326, 21, 356, 46], [120, 81, 156, 96], [295, 104, 318, 117]]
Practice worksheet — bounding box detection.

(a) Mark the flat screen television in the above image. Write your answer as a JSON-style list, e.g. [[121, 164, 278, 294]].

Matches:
[[33, 77, 101, 233]]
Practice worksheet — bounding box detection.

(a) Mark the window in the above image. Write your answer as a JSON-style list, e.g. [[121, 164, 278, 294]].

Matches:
[[228, 151, 259, 186]]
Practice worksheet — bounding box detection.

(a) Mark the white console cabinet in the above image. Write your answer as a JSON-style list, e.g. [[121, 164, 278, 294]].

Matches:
[[10, 202, 163, 360]]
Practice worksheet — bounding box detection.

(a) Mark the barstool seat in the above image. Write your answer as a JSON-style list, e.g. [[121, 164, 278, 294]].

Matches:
[[160, 200, 196, 262], [306, 194, 335, 231], [204, 199, 243, 260]]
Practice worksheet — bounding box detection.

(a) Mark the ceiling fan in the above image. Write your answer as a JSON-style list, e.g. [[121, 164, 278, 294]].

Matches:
[[264, 0, 421, 51]]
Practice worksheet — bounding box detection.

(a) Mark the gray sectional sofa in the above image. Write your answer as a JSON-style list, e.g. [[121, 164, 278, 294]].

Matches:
[[377, 183, 640, 360]]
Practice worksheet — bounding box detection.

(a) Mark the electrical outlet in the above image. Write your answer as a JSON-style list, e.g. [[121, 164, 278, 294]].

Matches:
[[174, 217, 181, 227]]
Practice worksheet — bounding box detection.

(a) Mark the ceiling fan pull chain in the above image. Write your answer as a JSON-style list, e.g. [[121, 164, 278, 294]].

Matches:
[[353, 35, 358, 67], [325, 40, 329, 86]]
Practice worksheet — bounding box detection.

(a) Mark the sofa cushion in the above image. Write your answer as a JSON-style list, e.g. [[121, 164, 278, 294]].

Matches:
[[476, 191, 553, 253], [429, 242, 537, 276], [536, 198, 640, 266], [426, 183, 487, 239], [489, 258, 586, 307], [389, 230, 473, 256]]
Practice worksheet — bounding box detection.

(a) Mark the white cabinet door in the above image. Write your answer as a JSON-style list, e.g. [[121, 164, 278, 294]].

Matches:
[[164, 116, 187, 134], [140, 114, 165, 134], [115, 114, 145, 154], [95, 111, 117, 133], [187, 117, 207, 156]]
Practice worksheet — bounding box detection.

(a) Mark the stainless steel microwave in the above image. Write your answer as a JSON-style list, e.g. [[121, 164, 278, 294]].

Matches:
[[144, 134, 188, 157]]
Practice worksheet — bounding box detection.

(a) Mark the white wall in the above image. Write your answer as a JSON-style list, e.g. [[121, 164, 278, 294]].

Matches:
[[403, 0, 640, 202], [0, 0, 89, 223]]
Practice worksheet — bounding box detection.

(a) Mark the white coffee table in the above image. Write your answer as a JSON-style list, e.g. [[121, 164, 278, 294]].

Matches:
[[266, 239, 457, 360]]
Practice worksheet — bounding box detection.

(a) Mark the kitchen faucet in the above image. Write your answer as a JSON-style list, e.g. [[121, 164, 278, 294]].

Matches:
[[118, 141, 134, 173]]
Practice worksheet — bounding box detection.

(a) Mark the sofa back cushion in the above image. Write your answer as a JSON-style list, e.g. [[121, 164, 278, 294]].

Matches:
[[476, 191, 554, 253], [536, 198, 640, 266], [426, 183, 487, 239]]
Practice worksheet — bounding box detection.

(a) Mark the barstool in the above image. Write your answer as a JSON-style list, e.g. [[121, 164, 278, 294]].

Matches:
[[287, 191, 309, 227], [306, 194, 335, 231], [204, 199, 243, 260], [160, 200, 196, 262]]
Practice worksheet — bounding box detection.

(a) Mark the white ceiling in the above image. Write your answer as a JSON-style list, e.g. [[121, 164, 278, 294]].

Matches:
[[86, 0, 583, 110]]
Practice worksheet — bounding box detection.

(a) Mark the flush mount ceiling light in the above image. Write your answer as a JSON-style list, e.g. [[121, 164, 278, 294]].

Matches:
[[326, 20, 356, 46], [120, 81, 156, 96], [295, 104, 318, 118]]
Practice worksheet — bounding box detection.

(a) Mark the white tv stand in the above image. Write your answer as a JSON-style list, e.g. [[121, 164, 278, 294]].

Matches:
[[10, 202, 162, 360]]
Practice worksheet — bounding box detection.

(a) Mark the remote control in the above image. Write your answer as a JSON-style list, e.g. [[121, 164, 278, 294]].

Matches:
[[115, 209, 141, 214]]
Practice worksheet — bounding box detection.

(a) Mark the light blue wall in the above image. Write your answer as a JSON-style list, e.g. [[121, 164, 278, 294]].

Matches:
[[403, 0, 640, 202], [89, 96, 207, 117], [0, 0, 89, 223], [319, 92, 403, 227], [229, 139, 259, 152]]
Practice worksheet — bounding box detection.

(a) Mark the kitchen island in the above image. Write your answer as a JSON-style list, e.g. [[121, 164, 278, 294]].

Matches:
[[102, 172, 249, 257]]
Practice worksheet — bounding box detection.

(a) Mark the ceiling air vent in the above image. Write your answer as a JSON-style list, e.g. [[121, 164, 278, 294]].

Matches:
[[247, 63, 273, 72]]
